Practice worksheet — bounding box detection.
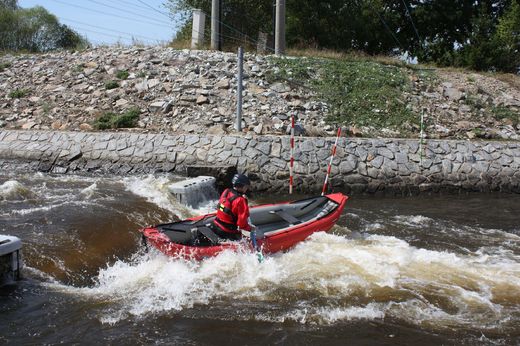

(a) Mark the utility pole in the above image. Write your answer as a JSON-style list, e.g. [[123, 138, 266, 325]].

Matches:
[[275, 0, 285, 55], [211, 0, 220, 50]]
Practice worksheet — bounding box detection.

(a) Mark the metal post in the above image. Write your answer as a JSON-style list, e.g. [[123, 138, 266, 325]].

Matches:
[[235, 46, 244, 132], [275, 0, 285, 55], [211, 0, 220, 50]]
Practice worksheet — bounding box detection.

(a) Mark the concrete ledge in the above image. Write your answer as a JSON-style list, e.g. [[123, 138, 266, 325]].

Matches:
[[1, 129, 519, 194]]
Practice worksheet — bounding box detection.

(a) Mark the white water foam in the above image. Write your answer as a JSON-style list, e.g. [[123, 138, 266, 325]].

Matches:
[[47, 231, 520, 332], [79, 182, 99, 199], [393, 215, 433, 227], [9, 200, 97, 216], [122, 175, 193, 219], [0, 180, 37, 200], [122, 175, 219, 219]]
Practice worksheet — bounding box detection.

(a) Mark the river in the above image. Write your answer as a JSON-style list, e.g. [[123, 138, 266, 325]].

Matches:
[[1, 173, 519, 345]]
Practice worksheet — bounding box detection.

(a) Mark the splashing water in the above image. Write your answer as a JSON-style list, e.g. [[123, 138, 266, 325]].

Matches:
[[0, 180, 38, 201], [45, 231, 520, 334], [3, 173, 520, 344]]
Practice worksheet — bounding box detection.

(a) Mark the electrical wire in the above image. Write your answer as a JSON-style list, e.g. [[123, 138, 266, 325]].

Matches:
[[111, 0, 163, 14], [85, 0, 172, 26], [400, 0, 421, 44], [67, 25, 156, 44], [135, 0, 172, 20], [375, 10, 404, 51], [50, 0, 173, 29], [193, 7, 273, 52], [59, 17, 162, 42]]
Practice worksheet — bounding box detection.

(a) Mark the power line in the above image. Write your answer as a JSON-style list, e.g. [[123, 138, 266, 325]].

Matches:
[[400, 0, 422, 46], [50, 0, 173, 29], [111, 0, 162, 14], [375, 10, 404, 51], [85, 0, 172, 26], [194, 8, 271, 52], [67, 25, 156, 44], [59, 17, 163, 42], [135, 0, 171, 20]]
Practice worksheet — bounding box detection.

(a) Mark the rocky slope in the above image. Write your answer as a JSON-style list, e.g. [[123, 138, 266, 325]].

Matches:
[[0, 46, 519, 140]]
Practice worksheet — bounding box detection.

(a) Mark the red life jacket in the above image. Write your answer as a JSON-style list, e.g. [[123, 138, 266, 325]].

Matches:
[[214, 188, 244, 233]]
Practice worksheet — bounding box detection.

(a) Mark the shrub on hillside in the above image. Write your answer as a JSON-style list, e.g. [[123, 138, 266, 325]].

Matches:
[[8, 88, 30, 98], [0, 62, 12, 72], [116, 70, 129, 80], [104, 80, 119, 90], [93, 108, 140, 130]]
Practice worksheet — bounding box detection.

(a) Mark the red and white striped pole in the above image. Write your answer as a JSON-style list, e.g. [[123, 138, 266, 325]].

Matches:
[[321, 127, 342, 196], [289, 114, 295, 194]]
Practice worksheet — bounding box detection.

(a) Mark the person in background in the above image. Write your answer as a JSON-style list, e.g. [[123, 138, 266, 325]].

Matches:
[[212, 173, 253, 240]]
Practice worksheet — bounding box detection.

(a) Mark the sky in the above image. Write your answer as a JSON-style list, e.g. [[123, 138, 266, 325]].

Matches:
[[18, 0, 182, 46]]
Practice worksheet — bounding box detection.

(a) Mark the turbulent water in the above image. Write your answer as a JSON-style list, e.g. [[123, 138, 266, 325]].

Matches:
[[1, 173, 519, 345]]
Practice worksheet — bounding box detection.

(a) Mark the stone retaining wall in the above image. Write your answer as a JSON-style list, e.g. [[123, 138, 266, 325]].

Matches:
[[1, 130, 519, 194]]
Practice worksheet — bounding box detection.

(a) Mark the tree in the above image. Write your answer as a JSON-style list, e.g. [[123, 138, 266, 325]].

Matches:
[[164, 0, 517, 72], [493, 0, 520, 71], [0, 0, 18, 10], [0, 4, 88, 52]]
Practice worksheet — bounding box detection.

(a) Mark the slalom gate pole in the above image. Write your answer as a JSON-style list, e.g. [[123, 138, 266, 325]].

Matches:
[[321, 127, 342, 196], [289, 114, 295, 194]]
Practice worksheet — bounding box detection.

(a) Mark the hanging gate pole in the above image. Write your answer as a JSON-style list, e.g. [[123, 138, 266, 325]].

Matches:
[[321, 127, 342, 196], [289, 114, 295, 194]]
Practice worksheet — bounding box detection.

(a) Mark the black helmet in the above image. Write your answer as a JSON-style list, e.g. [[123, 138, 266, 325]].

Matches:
[[232, 173, 250, 187]]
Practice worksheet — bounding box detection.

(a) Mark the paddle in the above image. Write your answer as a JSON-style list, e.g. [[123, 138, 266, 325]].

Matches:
[[250, 228, 264, 263]]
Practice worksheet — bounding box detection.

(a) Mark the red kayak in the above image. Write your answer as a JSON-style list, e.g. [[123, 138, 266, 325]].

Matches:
[[140, 193, 348, 260]]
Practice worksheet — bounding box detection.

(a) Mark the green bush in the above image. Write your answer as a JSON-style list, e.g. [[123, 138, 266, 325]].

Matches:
[[93, 108, 140, 130], [492, 106, 519, 126], [104, 80, 119, 90], [267, 56, 416, 132], [116, 70, 129, 80], [8, 88, 30, 98], [0, 62, 11, 72]]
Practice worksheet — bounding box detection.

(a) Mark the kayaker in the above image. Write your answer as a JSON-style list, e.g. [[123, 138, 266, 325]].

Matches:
[[211, 173, 253, 240]]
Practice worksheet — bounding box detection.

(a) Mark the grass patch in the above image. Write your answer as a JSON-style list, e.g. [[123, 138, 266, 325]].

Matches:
[[9, 88, 30, 98], [267, 56, 416, 131], [42, 102, 52, 114], [465, 95, 487, 111], [486, 72, 520, 90], [492, 105, 519, 126], [0, 62, 11, 72], [105, 80, 119, 90], [472, 128, 484, 137], [93, 108, 140, 130], [73, 63, 86, 73], [116, 70, 129, 80]]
